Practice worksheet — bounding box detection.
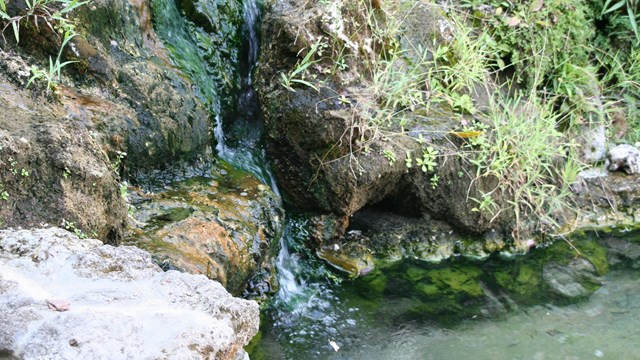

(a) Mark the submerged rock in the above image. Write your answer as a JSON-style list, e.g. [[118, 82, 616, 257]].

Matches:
[[317, 239, 375, 277], [0, 227, 259, 360], [543, 258, 602, 300]]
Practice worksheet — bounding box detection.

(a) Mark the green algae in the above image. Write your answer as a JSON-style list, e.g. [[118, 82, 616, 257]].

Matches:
[[150, 0, 243, 126]]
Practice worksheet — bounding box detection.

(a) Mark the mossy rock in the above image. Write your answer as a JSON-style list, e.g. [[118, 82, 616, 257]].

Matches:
[[544, 237, 609, 276], [494, 263, 543, 298], [427, 266, 484, 297]]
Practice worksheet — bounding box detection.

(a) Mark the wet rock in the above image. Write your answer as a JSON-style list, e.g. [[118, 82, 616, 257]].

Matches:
[[348, 208, 512, 262], [317, 240, 375, 278], [0, 228, 259, 360], [572, 171, 640, 230], [599, 230, 640, 267], [608, 144, 640, 175], [2, 0, 214, 182], [543, 258, 602, 300], [125, 161, 284, 295], [256, 0, 512, 242]]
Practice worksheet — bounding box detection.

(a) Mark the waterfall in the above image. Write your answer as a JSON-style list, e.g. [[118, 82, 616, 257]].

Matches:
[[229, 0, 304, 300]]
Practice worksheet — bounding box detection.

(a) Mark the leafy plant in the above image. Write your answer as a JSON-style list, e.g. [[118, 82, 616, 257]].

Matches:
[[466, 92, 583, 232], [382, 149, 397, 165], [602, 0, 640, 42], [280, 39, 325, 92], [416, 146, 438, 173], [0, 0, 87, 91], [27, 30, 77, 90]]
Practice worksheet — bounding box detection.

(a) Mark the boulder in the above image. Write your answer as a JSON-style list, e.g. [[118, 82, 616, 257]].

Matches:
[[256, 0, 510, 242], [0, 227, 259, 360], [608, 144, 640, 175], [0, 73, 127, 243], [125, 161, 284, 295]]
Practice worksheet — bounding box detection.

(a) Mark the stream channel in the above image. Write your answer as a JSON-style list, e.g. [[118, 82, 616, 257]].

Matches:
[[149, 1, 640, 359]]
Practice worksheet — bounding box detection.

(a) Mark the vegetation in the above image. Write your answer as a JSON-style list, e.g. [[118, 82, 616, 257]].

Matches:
[[278, 0, 640, 236], [0, 0, 88, 91]]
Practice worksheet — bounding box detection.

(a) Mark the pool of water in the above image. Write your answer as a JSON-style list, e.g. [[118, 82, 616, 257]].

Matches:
[[249, 233, 640, 360]]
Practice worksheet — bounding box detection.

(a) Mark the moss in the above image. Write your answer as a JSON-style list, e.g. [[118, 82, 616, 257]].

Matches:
[[544, 237, 609, 276], [495, 263, 542, 298], [427, 266, 484, 297]]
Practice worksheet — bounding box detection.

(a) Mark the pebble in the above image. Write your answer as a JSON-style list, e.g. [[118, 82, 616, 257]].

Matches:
[[594, 349, 604, 358]]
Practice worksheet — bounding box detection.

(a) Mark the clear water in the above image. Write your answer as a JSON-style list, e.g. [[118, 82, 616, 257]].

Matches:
[[251, 233, 640, 360]]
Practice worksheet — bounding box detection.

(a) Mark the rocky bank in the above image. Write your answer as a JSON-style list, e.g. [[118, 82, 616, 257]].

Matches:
[[0, 228, 259, 359]]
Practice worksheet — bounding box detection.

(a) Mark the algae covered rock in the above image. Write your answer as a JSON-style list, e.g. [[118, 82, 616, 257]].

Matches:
[[317, 240, 375, 277], [0, 228, 259, 360], [126, 161, 284, 295]]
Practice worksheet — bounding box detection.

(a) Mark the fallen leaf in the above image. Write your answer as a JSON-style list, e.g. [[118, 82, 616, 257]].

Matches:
[[507, 16, 521, 27], [47, 299, 70, 312], [530, 0, 543, 12], [329, 340, 340, 352], [450, 130, 485, 139]]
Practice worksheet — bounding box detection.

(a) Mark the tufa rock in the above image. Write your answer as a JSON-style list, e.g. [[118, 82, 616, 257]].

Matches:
[[0, 228, 259, 360], [608, 144, 640, 175]]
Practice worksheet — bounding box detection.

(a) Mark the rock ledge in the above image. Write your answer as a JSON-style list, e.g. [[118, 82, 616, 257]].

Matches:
[[0, 228, 258, 360]]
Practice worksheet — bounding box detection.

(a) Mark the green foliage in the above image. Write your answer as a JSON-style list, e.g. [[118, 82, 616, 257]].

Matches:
[[27, 31, 78, 91], [415, 146, 438, 173], [465, 0, 595, 89], [466, 93, 583, 231], [602, 0, 640, 42], [382, 149, 396, 165], [280, 39, 325, 92], [62, 219, 88, 239], [0, 0, 88, 92]]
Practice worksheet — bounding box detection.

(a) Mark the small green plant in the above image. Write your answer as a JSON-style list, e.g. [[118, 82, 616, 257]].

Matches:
[[430, 174, 440, 189], [471, 192, 498, 216], [280, 39, 324, 93], [382, 149, 396, 165], [62, 219, 88, 239], [415, 146, 438, 173], [0, 0, 88, 91], [20, 168, 29, 177], [27, 30, 78, 91], [111, 150, 126, 176]]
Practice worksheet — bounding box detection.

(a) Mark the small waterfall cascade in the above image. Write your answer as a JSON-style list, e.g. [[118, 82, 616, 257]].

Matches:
[[214, 0, 279, 196], [227, 0, 306, 301]]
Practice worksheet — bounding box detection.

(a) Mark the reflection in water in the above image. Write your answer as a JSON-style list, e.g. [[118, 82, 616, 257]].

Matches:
[[253, 233, 640, 360]]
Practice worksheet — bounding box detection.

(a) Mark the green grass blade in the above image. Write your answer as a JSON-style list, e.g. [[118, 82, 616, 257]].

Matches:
[[59, 0, 89, 14], [602, 0, 625, 14], [11, 21, 19, 43]]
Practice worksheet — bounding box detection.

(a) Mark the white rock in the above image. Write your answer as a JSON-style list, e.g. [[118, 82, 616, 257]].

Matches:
[[608, 144, 640, 175], [0, 228, 259, 360]]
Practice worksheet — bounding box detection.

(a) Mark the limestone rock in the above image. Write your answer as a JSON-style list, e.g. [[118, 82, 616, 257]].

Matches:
[[0, 228, 259, 360], [608, 144, 640, 175]]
